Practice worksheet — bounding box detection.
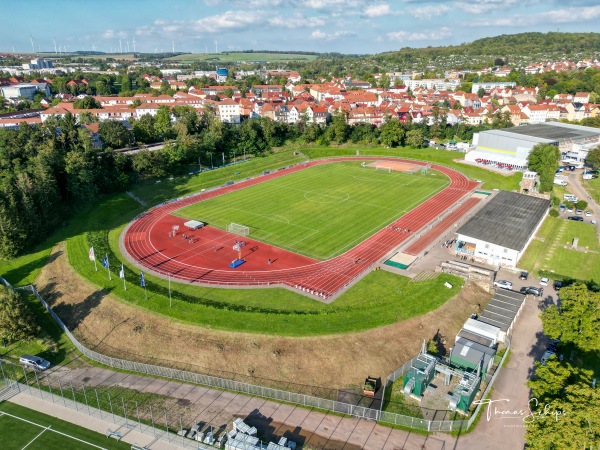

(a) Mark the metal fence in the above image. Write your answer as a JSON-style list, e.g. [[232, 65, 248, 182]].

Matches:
[[0, 360, 214, 450], [0, 276, 510, 433]]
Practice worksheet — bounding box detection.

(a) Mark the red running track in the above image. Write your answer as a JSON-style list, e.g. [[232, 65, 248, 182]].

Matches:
[[123, 157, 479, 300]]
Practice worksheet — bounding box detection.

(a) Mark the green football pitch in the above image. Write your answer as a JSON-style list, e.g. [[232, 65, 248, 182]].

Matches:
[[0, 402, 130, 450], [174, 161, 449, 260]]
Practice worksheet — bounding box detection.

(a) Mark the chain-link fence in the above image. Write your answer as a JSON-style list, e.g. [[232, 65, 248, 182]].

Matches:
[[0, 276, 510, 433], [0, 360, 217, 450]]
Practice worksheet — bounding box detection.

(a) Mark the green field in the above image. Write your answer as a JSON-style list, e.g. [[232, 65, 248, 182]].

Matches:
[[174, 161, 448, 259], [164, 52, 319, 63], [0, 402, 130, 450], [519, 216, 600, 282]]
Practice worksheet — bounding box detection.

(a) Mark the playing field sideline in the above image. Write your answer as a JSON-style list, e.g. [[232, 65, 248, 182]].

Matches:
[[0, 401, 129, 450], [174, 161, 448, 260]]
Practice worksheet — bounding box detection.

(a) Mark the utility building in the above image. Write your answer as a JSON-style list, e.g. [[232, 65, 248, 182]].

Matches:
[[455, 191, 550, 268]]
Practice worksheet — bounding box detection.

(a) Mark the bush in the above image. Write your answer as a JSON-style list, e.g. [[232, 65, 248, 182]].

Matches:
[[549, 208, 559, 218], [575, 200, 588, 210]]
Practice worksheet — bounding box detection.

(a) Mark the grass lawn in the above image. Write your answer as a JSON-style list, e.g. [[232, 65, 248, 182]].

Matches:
[[583, 176, 600, 204], [519, 216, 600, 282], [0, 402, 130, 450], [382, 376, 423, 418], [174, 161, 447, 259]]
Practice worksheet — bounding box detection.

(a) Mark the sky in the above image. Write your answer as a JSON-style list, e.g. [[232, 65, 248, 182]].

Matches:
[[4, 0, 600, 55]]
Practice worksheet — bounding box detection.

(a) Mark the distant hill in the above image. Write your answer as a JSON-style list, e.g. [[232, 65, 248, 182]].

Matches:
[[372, 32, 600, 70]]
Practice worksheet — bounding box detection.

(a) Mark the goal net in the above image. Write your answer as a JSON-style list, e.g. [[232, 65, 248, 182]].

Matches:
[[227, 223, 250, 237], [376, 166, 392, 173]]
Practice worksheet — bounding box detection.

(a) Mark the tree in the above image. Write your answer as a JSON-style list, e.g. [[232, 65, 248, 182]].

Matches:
[[73, 96, 102, 110], [98, 120, 132, 149], [154, 106, 174, 140], [542, 285, 600, 351], [0, 287, 39, 343], [575, 200, 588, 210], [477, 87, 486, 98], [327, 112, 349, 144], [406, 129, 425, 148], [526, 359, 600, 449], [132, 115, 158, 143], [585, 147, 600, 171], [528, 143, 560, 193], [379, 118, 404, 147], [121, 74, 132, 93]]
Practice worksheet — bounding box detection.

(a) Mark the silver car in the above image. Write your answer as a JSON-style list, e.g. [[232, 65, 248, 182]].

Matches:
[[19, 354, 51, 371]]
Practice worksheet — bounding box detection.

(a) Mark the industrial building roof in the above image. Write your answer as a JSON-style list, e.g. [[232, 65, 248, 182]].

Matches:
[[451, 337, 496, 367], [457, 329, 495, 348], [456, 191, 550, 251], [476, 289, 525, 333], [501, 122, 600, 142]]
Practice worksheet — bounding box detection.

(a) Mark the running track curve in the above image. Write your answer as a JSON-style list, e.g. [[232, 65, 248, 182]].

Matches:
[[123, 157, 479, 300]]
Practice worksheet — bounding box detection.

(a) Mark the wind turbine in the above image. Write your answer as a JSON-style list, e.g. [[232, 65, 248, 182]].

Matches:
[[172, 40, 175, 53], [119, 39, 122, 54], [30, 33, 35, 53], [11, 41, 15, 53], [53, 39, 57, 54], [126, 41, 130, 53], [132, 37, 136, 53]]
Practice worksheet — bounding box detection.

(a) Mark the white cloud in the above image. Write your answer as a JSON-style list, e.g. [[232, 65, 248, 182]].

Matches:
[[101, 29, 128, 40], [409, 4, 450, 19], [453, 0, 522, 15], [387, 26, 452, 42], [364, 3, 391, 17], [303, 0, 360, 8], [310, 29, 356, 41], [473, 5, 600, 26], [269, 13, 326, 29]]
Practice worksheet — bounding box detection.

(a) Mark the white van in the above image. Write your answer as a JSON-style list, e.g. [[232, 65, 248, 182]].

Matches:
[[554, 178, 568, 186], [564, 194, 578, 202]]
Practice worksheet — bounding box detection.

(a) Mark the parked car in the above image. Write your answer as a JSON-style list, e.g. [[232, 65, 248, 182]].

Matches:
[[547, 339, 560, 353], [553, 281, 563, 291], [494, 280, 513, 289], [540, 277, 549, 286], [568, 216, 584, 221], [520, 271, 528, 280], [585, 211, 592, 217], [527, 287, 544, 297], [541, 350, 556, 365], [19, 355, 51, 371], [576, 209, 583, 215]]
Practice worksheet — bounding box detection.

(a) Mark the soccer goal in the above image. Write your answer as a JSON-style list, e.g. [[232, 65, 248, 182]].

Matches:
[[227, 222, 250, 237], [376, 166, 392, 173]]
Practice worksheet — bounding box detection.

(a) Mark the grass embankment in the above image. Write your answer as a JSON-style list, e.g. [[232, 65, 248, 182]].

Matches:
[[0, 402, 131, 450], [519, 216, 600, 281], [0, 292, 80, 368], [0, 146, 513, 336]]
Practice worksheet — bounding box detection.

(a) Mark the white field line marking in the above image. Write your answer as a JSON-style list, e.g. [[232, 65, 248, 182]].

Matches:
[[1, 411, 107, 450], [21, 426, 50, 450]]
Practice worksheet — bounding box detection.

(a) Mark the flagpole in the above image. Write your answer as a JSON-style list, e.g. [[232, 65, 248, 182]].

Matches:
[[94, 258, 97, 272], [144, 283, 147, 300], [122, 264, 126, 291], [168, 274, 172, 307], [106, 255, 112, 281]]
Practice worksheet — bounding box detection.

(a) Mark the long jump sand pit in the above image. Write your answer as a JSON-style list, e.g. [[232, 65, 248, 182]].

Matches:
[[367, 160, 423, 173]]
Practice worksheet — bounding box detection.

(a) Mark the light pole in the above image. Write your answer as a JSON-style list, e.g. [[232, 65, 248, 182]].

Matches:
[[198, 157, 201, 173], [210, 153, 213, 169]]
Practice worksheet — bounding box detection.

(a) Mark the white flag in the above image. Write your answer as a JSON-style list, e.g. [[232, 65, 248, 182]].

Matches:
[[119, 263, 125, 279]]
